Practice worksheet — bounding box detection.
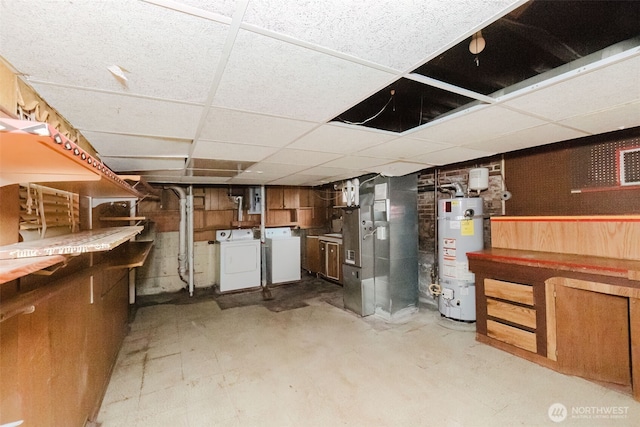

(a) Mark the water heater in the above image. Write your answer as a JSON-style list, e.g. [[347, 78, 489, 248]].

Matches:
[[437, 197, 484, 321]]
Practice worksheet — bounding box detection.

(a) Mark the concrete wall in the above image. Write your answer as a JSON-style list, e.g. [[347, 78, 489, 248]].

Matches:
[[136, 231, 218, 296]]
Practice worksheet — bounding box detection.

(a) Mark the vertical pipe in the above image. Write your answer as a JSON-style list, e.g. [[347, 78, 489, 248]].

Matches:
[[168, 186, 187, 283], [187, 185, 195, 297], [260, 185, 267, 288]]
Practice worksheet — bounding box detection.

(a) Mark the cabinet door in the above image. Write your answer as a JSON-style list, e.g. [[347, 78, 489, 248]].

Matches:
[[305, 237, 321, 273], [555, 285, 631, 385], [326, 242, 340, 280], [283, 188, 299, 208], [266, 187, 284, 209]]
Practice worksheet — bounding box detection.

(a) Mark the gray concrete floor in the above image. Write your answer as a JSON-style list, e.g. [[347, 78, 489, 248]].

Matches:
[[97, 282, 639, 426]]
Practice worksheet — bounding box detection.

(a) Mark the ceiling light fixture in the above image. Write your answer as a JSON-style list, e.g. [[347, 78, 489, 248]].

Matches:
[[469, 31, 486, 55]]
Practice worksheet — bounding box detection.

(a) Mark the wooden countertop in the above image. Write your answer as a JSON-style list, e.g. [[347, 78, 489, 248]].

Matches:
[[468, 248, 640, 283]]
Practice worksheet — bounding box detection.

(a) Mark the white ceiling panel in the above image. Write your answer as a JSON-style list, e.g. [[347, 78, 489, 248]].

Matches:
[[171, 0, 238, 18], [82, 132, 192, 157], [413, 147, 495, 166], [558, 101, 640, 135], [356, 137, 450, 159], [261, 149, 342, 166], [365, 161, 432, 177], [244, 162, 308, 175], [269, 174, 330, 186], [502, 54, 640, 122], [199, 107, 317, 146], [102, 157, 186, 172], [320, 156, 390, 170], [191, 140, 278, 161], [1, 0, 228, 103], [212, 29, 396, 121], [465, 124, 589, 153], [228, 170, 286, 184], [30, 84, 202, 139], [243, 0, 523, 71], [302, 166, 353, 177], [288, 124, 396, 154], [409, 105, 548, 146]]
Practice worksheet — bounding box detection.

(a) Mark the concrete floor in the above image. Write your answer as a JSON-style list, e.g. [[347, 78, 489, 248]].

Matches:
[[97, 283, 639, 426]]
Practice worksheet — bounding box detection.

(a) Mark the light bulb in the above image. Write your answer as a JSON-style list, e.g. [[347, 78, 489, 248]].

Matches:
[[469, 31, 486, 55]]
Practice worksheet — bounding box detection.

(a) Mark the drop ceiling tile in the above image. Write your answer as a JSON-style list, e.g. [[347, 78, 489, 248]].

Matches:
[[320, 156, 389, 170], [199, 108, 317, 146], [82, 132, 192, 157], [558, 101, 640, 135], [302, 166, 353, 177], [102, 157, 185, 172], [502, 54, 640, 122], [173, 0, 237, 18], [268, 174, 327, 186], [356, 137, 450, 159], [1, 1, 228, 102], [243, 0, 521, 70], [212, 29, 395, 121], [229, 170, 289, 184], [288, 124, 396, 154], [365, 161, 431, 177], [262, 149, 342, 166], [413, 147, 495, 166], [465, 123, 589, 153], [244, 162, 309, 175], [191, 140, 279, 161], [409, 105, 548, 145], [30, 84, 202, 139]]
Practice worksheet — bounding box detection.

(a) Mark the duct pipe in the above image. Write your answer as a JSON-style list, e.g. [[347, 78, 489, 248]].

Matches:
[[167, 186, 188, 285], [187, 185, 195, 297]]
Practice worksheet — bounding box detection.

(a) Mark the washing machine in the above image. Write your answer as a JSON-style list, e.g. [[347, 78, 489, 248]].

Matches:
[[215, 229, 261, 292], [264, 227, 301, 285]]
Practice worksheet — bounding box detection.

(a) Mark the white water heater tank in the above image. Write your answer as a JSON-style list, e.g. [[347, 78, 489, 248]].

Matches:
[[468, 167, 489, 191], [437, 197, 484, 321]]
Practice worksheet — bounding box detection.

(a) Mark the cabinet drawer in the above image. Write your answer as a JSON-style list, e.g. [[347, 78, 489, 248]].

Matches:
[[487, 319, 537, 353], [486, 298, 536, 329], [485, 278, 534, 306]]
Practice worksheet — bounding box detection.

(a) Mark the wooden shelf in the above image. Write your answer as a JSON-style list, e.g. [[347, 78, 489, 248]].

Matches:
[[0, 226, 143, 261], [0, 255, 67, 285], [104, 240, 153, 270], [0, 118, 143, 198], [99, 216, 147, 221]]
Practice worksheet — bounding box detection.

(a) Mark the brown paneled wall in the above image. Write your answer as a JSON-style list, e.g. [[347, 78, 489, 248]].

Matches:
[[505, 127, 640, 216]]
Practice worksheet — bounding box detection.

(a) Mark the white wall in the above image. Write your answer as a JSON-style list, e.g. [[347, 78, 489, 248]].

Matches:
[[136, 231, 218, 295]]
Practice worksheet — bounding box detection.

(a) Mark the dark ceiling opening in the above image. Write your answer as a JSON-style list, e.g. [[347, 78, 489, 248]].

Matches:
[[332, 0, 640, 133]]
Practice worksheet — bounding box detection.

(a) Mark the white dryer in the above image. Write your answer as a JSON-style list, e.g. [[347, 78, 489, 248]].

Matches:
[[215, 229, 261, 292], [264, 227, 301, 285]]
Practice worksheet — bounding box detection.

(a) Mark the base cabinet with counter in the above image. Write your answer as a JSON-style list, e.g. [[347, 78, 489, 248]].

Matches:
[[469, 216, 640, 402], [305, 235, 343, 284]]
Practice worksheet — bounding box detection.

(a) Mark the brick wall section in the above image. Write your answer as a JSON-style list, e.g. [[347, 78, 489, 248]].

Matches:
[[417, 158, 503, 306]]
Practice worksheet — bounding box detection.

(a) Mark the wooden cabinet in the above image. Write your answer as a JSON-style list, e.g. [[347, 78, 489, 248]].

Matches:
[[484, 278, 537, 353], [318, 238, 342, 283], [304, 236, 320, 274], [267, 187, 299, 209], [554, 284, 631, 386], [469, 250, 640, 402]]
